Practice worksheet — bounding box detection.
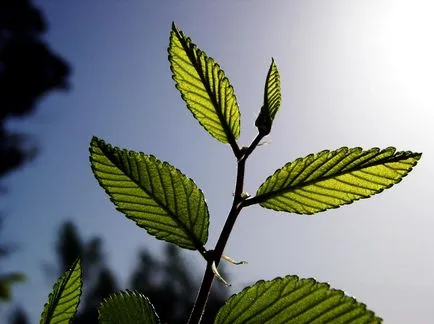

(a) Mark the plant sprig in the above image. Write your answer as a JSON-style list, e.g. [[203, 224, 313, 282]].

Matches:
[[40, 22, 422, 324]]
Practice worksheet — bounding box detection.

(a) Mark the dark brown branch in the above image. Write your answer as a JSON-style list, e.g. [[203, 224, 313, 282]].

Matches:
[[187, 133, 264, 324]]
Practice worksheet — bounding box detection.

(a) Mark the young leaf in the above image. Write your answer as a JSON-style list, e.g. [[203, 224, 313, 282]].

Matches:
[[168, 22, 241, 149], [215, 275, 382, 324], [40, 258, 82, 324], [255, 59, 281, 135], [89, 136, 209, 251], [247, 147, 421, 214], [99, 290, 160, 324]]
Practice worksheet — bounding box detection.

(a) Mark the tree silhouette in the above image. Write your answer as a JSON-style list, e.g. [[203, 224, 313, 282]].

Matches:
[[1, 0, 71, 315], [0, 0, 71, 183], [75, 267, 118, 324], [40, 220, 229, 323], [47, 220, 118, 324], [129, 244, 228, 324], [8, 306, 28, 324]]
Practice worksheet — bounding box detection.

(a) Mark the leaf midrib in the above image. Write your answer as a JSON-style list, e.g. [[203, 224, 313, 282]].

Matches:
[[264, 60, 280, 120], [96, 144, 204, 250], [248, 151, 419, 206], [172, 25, 238, 147], [43, 259, 79, 324]]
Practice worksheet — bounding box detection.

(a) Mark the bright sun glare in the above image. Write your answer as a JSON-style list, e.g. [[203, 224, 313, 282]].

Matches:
[[374, 1, 434, 108]]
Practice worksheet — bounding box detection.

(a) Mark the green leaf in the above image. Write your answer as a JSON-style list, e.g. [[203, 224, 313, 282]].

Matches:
[[89, 136, 209, 251], [215, 275, 382, 324], [255, 58, 281, 135], [99, 290, 160, 324], [250, 147, 421, 214], [168, 22, 241, 146], [40, 258, 82, 324]]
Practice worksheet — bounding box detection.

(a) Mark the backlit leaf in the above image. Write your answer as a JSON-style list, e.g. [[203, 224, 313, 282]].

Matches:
[[215, 275, 381, 324], [255, 59, 281, 135], [168, 22, 241, 146], [99, 290, 159, 324], [250, 147, 421, 214], [89, 136, 209, 251], [40, 258, 82, 324]]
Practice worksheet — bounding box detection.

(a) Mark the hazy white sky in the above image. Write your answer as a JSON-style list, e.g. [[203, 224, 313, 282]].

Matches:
[[3, 0, 434, 322]]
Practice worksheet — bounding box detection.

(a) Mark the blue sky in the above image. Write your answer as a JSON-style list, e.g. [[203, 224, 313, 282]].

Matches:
[[3, 0, 434, 322]]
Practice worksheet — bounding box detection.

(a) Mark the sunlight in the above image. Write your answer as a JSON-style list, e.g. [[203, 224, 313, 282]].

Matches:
[[373, 1, 434, 110]]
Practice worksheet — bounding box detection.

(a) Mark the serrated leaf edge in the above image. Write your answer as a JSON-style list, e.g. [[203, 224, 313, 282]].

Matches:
[[247, 146, 421, 214], [216, 275, 382, 323], [168, 22, 241, 151], [89, 136, 209, 252], [98, 290, 160, 323], [40, 258, 82, 324], [264, 58, 281, 121]]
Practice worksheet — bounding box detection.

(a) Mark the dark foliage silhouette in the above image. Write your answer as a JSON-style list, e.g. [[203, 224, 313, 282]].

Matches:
[[0, 0, 71, 182], [41, 220, 229, 323], [49, 221, 118, 324], [129, 244, 228, 324], [0, 216, 24, 303], [8, 306, 28, 324], [0, 1, 71, 317]]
